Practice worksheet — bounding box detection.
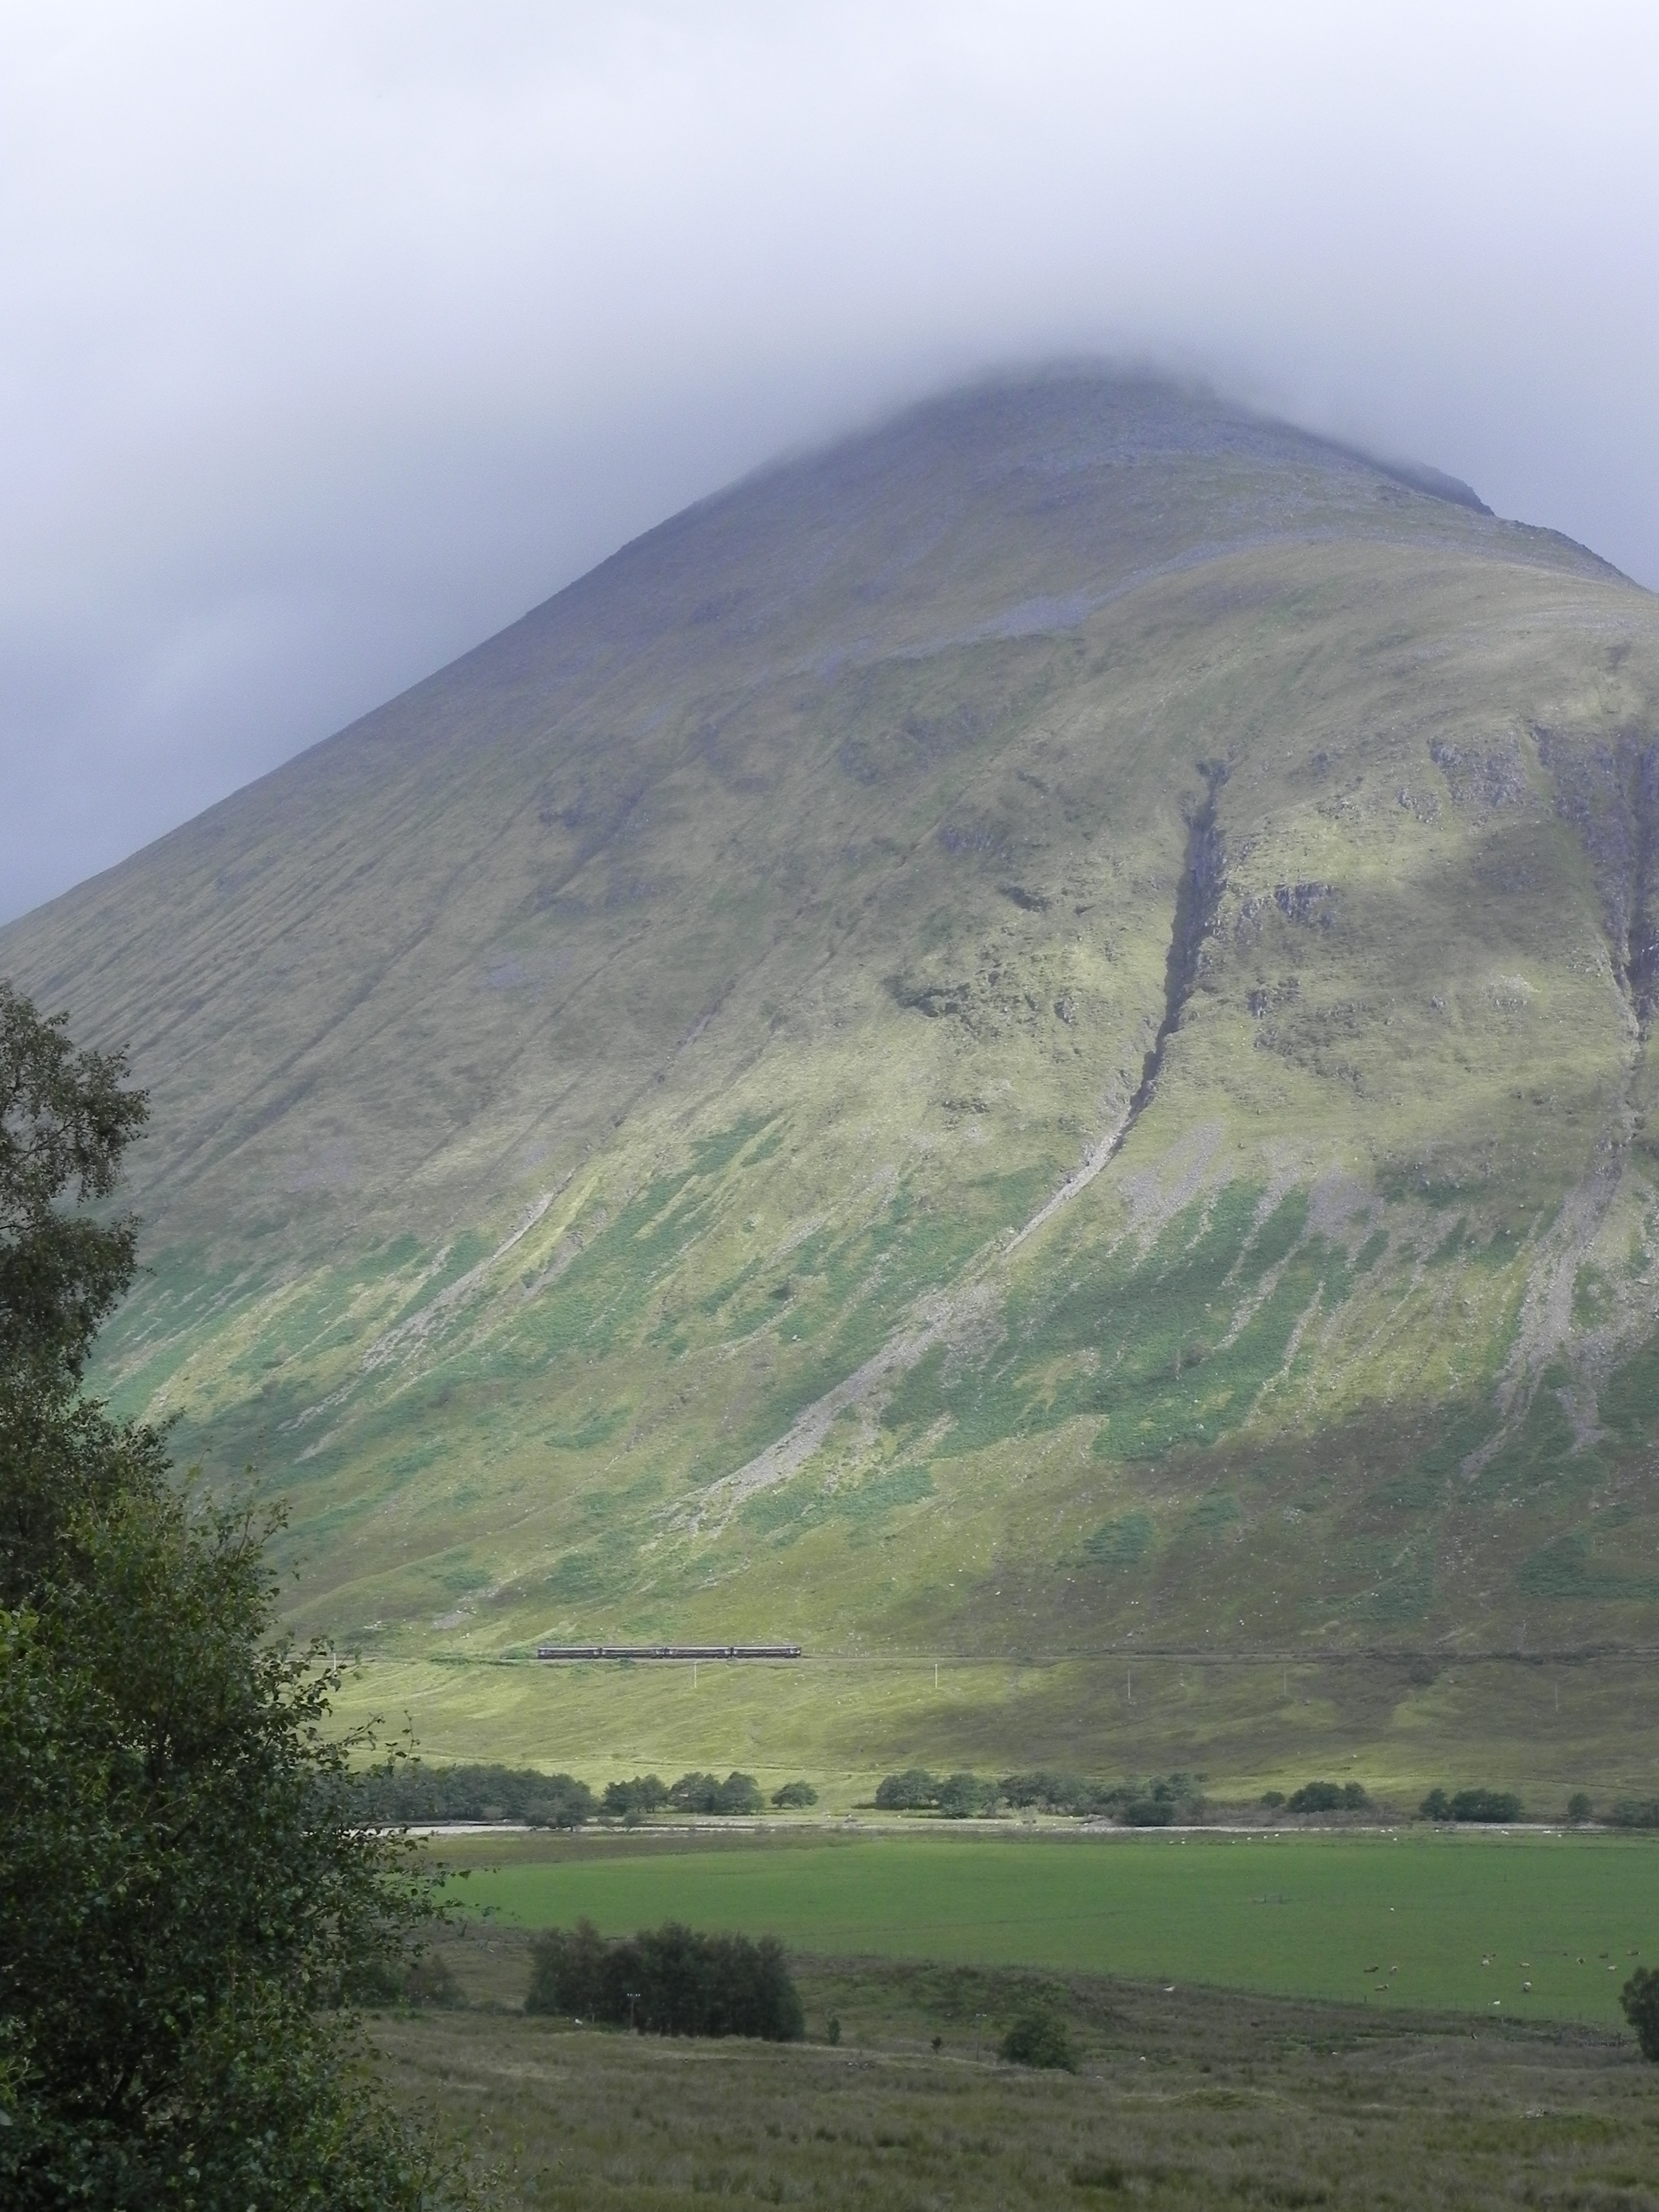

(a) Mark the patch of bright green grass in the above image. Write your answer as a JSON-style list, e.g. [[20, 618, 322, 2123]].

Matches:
[[450, 1830, 1658, 2026]]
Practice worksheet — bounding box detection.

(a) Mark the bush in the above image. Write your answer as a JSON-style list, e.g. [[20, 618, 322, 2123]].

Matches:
[[1000, 1771, 1115, 1817], [936, 1771, 997, 1818], [1118, 1774, 1204, 1826], [667, 1770, 763, 1815], [1621, 1966, 1659, 2060], [1452, 1789, 1523, 1823], [1608, 1797, 1659, 1830], [1566, 1791, 1594, 1823], [1000, 2009, 1078, 2071], [875, 1768, 940, 1811], [1120, 1797, 1175, 1826], [1287, 1780, 1369, 1814], [1419, 1786, 1523, 1823], [771, 1780, 818, 1809], [526, 1919, 803, 2040], [352, 1948, 463, 2009], [603, 1774, 668, 1820], [352, 1760, 594, 1829], [1259, 1790, 1287, 1809]]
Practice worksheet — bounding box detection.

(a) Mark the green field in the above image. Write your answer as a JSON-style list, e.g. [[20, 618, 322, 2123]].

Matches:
[[450, 1829, 1658, 2026]]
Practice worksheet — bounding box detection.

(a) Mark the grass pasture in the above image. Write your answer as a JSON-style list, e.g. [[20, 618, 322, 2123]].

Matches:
[[443, 1828, 1659, 2028]]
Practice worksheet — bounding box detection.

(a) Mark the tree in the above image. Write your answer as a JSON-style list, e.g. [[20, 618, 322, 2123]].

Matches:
[[1621, 1966, 1659, 2061], [525, 1919, 803, 2040], [1000, 2008, 1078, 2071], [874, 1767, 939, 1810], [0, 984, 468, 2208]]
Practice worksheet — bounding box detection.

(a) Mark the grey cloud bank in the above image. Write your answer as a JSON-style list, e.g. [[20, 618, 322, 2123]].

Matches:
[[3, 0, 1655, 921]]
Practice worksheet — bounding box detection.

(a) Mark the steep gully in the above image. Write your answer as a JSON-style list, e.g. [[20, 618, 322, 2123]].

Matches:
[[683, 767, 1231, 1529]]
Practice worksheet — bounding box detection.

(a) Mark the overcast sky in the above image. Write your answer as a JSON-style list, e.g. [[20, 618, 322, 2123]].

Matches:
[[2, 1, 1655, 923]]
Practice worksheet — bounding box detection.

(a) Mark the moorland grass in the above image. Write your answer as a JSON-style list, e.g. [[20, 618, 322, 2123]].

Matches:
[[439, 1828, 1659, 2028], [372, 1931, 1659, 2211]]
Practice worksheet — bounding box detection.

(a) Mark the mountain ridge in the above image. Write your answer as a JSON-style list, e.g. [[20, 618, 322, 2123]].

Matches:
[[5, 365, 1659, 1792]]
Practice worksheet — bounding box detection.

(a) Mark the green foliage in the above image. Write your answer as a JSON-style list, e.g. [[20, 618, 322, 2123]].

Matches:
[[1566, 1791, 1594, 1823], [771, 1779, 818, 1808], [1000, 1771, 1115, 1816], [1287, 1781, 1369, 1814], [0, 982, 146, 1399], [525, 1918, 803, 2040], [937, 1772, 998, 1818], [1607, 1797, 1659, 1829], [0, 984, 465, 2210], [875, 1767, 943, 1811], [350, 1760, 595, 1829], [352, 1946, 463, 2010], [873, 1768, 997, 1816], [1620, 1966, 1659, 2060], [668, 1770, 764, 1815], [1419, 1787, 1523, 1823], [602, 1774, 668, 1820], [1000, 2008, 1078, 2071]]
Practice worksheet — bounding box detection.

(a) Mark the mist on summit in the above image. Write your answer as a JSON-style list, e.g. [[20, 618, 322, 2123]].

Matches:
[[2, 1, 1656, 920]]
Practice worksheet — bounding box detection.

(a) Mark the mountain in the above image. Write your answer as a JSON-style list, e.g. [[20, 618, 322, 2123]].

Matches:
[[6, 368, 1659, 1798]]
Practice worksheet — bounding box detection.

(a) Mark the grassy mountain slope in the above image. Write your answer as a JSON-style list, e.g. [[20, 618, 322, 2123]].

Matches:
[[6, 369, 1659, 1794]]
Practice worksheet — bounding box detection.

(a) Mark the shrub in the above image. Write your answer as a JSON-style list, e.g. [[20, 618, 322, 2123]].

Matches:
[[1608, 1797, 1659, 1830], [1621, 1966, 1659, 2060], [1287, 1780, 1369, 1814], [603, 1774, 668, 1820], [1120, 1797, 1175, 1826], [875, 1768, 940, 1811], [1449, 1788, 1523, 1823], [1566, 1791, 1594, 1823], [771, 1780, 818, 1809], [668, 1770, 763, 1815], [1000, 1771, 1115, 1817], [936, 1771, 997, 1818], [526, 1919, 803, 2040], [1259, 1790, 1287, 1809], [1119, 1774, 1204, 1825], [354, 1948, 463, 2009], [1000, 2009, 1078, 2071], [1419, 1786, 1523, 1823]]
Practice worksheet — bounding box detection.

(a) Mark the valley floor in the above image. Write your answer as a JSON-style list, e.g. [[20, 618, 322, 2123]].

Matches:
[[438, 1826, 1659, 2027], [376, 1935, 1659, 2210]]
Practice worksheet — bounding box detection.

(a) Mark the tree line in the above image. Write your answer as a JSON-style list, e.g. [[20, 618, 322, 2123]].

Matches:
[[349, 1764, 822, 1826], [526, 1919, 803, 2040]]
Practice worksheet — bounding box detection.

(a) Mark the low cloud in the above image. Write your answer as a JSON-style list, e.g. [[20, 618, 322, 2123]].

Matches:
[[3, 0, 1655, 918]]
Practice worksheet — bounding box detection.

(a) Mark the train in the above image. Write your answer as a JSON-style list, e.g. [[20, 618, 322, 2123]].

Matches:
[[533, 1642, 803, 1661]]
